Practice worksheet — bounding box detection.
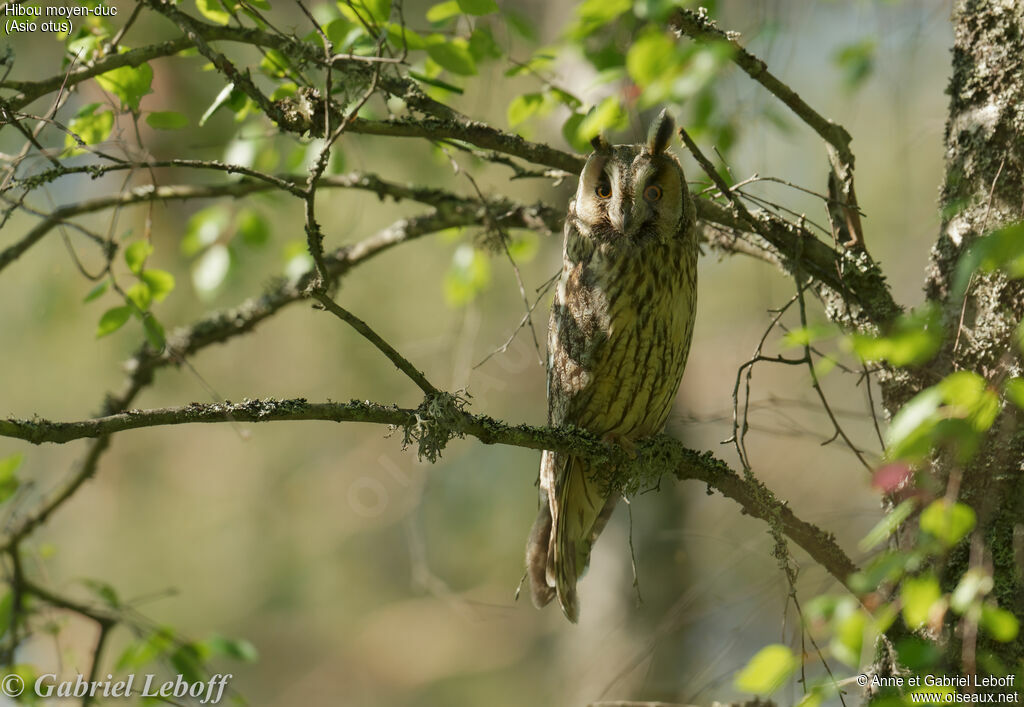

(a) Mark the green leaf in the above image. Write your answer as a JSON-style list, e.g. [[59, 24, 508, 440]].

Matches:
[[443, 245, 490, 306], [182, 205, 231, 256], [352, 0, 390, 23], [939, 371, 999, 432], [192, 244, 231, 298], [143, 315, 166, 350], [171, 644, 205, 684], [577, 96, 628, 142], [199, 634, 259, 662], [196, 0, 232, 24], [980, 604, 1019, 642], [733, 644, 799, 695], [850, 305, 943, 367], [96, 306, 132, 338], [569, 0, 631, 39], [626, 28, 677, 88], [124, 241, 153, 274], [237, 209, 270, 247], [919, 499, 976, 547], [507, 92, 544, 127], [425, 34, 477, 75], [456, 0, 497, 15], [95, 56, 153, 111], [859, 499, 915, 552], [64, 104, 114, 155], [145, 111, 188, 130], [1005, 377, 1024, 408], [83, 280, 110, 303], [468, 26, 502, 62], [385, 22, 426, 50], [562, 112, 590, 153], [833, 39, 876, 91], [901, 574, 942, 629], [884, 386, 943, 460], [783, 323, 839, 348], [950, 568, 993, 613], [507, 232, 539, 262], [199, 83, 246, 126], [426, 1, 461, 22], [117, 628, 174, 670], [954, 222, 1024, 296], [125, 282, 152, 312], [504, 8, 537, 42], [830, 604, 867, 667], [0, 454, 23, 505], [140, 270, 175, 301]]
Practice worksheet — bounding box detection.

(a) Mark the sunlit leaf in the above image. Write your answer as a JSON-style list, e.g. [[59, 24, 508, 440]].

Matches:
[[733, 644, 798, 695], [199, 83, 246, 126], [919, 499, 976, 547], [884, 386, 942, 459], [182, 205, 231, 256], [425, 34, 477, 75], [830, 603, 867, 667], [96, 306, 132, 338], [444, 245, 490, 306], [626, 27, 677, 92], [939, 371, 999, 432], [124, 241, 153, 274], [468, 26, 502, 61], [507, 92, 544, 127], [850, 305, 943, 367], [64, 103, 114, 155], [385, 22, 426, 50], [569, 0, 631, 39], [859, 499, 915, 552], [1005, 377, 1024, 408], [950, 568, 993, 613], [426, 1, 461, 22], [141, 270, 175, 301], [192, 244, 231, 298], [576, 96, 628, 142], [117, 628, 174, 670], [901, 573, 942, 629], [237, 209, 270, 247], [126, 282, 152, 312], [95, 55, 153, 111], [196, 0, 231, 24], [980, 603, 1019, 642], [954, 222, 1024, 296], [352, 0, 390, 23]]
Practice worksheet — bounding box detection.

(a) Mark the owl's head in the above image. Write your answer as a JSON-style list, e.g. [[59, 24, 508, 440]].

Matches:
[[572, 109, 691, 244]]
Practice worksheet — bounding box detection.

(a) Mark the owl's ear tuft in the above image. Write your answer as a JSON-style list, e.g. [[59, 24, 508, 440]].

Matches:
[[647, 108, 675, 155], [590, 134, 610, 154]]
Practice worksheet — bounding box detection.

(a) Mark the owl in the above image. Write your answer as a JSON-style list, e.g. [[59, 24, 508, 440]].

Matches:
[[525, 110, 698, 622]]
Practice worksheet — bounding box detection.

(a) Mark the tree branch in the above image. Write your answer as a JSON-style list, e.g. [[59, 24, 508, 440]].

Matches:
[[0, 398, 859, 589]]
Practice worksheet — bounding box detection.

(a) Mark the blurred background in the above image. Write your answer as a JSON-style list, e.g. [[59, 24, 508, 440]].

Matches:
[[0, 0, 952, 704]]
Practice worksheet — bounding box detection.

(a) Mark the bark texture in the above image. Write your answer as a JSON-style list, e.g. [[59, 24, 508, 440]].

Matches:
[[902, 0, 1024, 678]]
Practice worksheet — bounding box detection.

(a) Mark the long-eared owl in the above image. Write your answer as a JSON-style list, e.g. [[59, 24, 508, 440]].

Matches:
[[526, 110, 698, 622]]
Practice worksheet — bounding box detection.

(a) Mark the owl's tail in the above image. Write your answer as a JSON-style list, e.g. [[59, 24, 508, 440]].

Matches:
[[525, 454, 617, 622]]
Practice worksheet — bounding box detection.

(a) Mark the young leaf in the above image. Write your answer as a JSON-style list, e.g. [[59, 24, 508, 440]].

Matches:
[[507, 92, 544, 127], [64, 106, 114, 155], [426, 1, 461, 23], [140, 270, 176, 301], [980, 603, 1019, 642], [96, 306, 132, 338], [859, 499, 915, 552], [733, 644, 799, 695], [919, 499, 976, 547], [901, 574, 942, 629], [425, 35, 477, 75], [95, 57, 153, 111], [143, 315, 166, 350], [126, 282, 153, 312], [237, 209, 270, 247], [196, 0, 232, 25], [124, 241, 154, 274]]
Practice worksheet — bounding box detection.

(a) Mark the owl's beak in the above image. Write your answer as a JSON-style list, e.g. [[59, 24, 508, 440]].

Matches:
[[610, 201, 634, 236]]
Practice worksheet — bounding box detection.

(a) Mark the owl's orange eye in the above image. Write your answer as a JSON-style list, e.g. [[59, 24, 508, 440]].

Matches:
[[595, 182, 612, 199], [643, 184, 663, 202]]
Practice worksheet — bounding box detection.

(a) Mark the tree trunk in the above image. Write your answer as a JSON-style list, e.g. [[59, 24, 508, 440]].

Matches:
[[886, 0, 1024, 681]]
